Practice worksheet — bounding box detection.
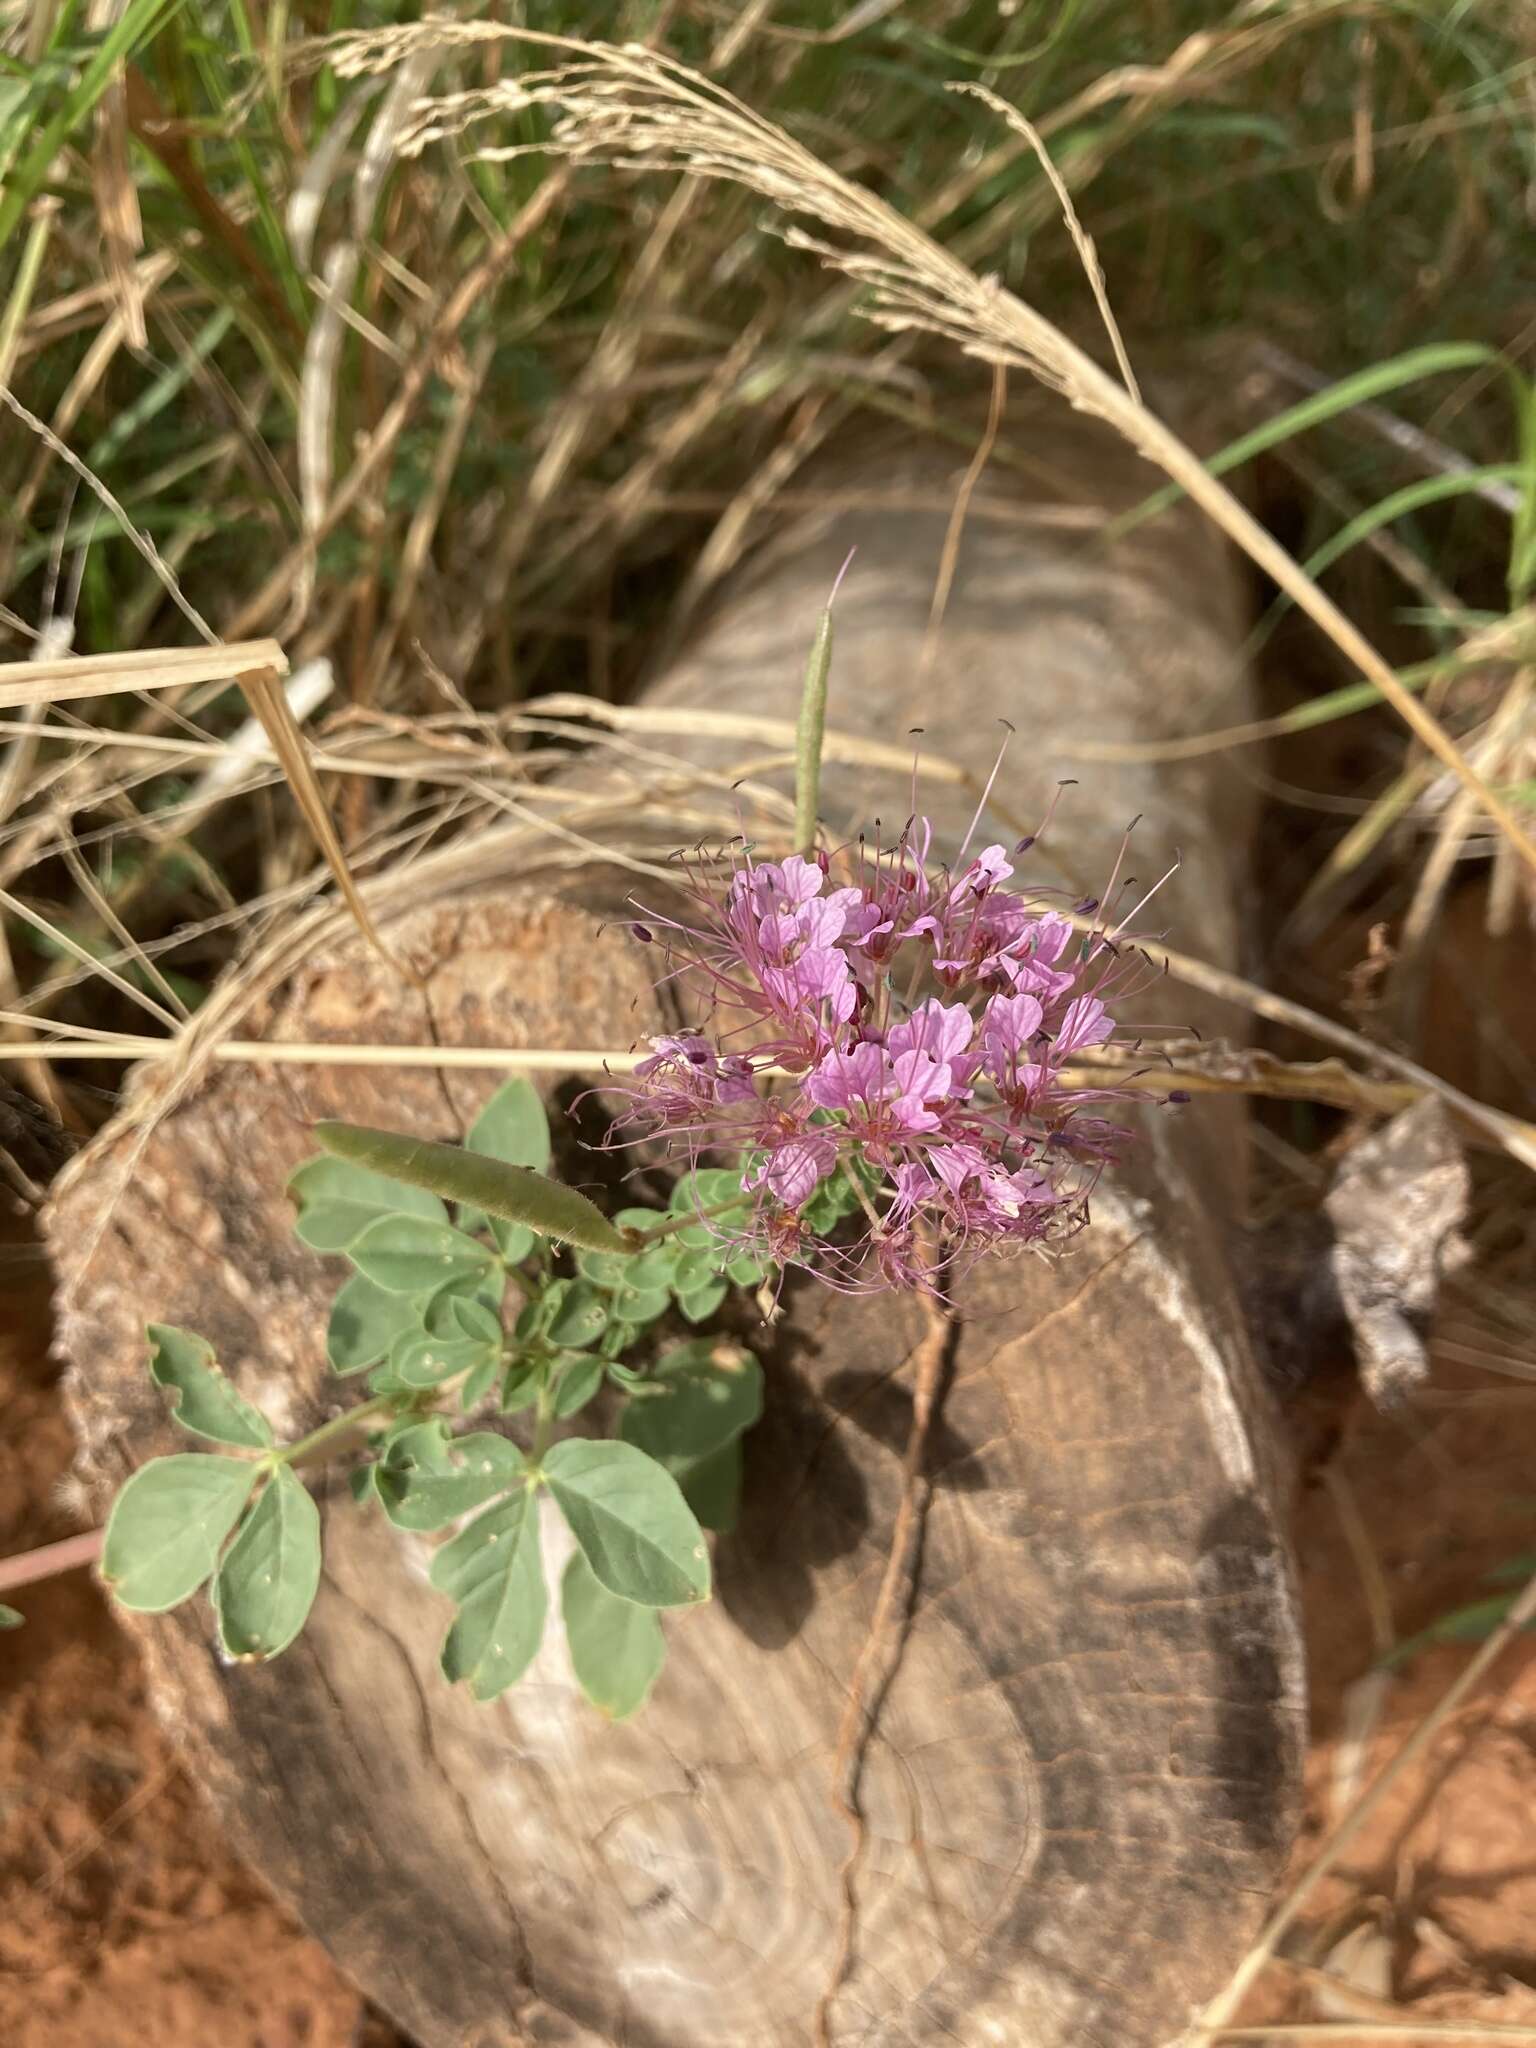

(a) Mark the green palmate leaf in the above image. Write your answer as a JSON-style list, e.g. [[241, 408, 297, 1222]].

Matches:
[[326, 1274, 422, 1376], [487, 1216, 538, 1262], [146, 1324, 274, 1449], [212, 1466, 322, 1659], [625, 1245, 682, 1292], [554, 1355, 604, 1419], [378, 1432, 524, 1532], [664, 1174, 748, 1253], [600, 1323, 640, 1362], [103, 1455, 258, 1612], [802, 1171, 860, 1236], [620, 1343, 763, 1470], [288, 1155, 446, 1252], [0, 1603, 23, 1629], [561, 1551, 666, 1720], [315, 1122, 629, 1255], [348, 1214, 496, 1296], [673, 1248, 718, 1291], [543, 1439, 710, 1609], [432, 1483, 546, 1701]]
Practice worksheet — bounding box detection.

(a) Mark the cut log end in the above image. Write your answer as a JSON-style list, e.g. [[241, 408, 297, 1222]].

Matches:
[[50, 887, 1303, 2048]]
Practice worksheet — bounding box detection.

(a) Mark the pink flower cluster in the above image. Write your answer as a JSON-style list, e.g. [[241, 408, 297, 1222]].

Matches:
[[620, 819, 1157, 1291]]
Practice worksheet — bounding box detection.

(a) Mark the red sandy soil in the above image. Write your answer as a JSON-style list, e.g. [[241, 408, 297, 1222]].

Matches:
[[0, 1227, 404, 2048]]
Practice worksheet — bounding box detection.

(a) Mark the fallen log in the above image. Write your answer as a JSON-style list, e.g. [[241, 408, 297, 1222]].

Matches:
[[49, 411, 1304, 2047]]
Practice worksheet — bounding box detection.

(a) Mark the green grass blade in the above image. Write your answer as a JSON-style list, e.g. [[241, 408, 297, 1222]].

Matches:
[[0, 0, 185, 252], [1106, 342, 1502, 539]]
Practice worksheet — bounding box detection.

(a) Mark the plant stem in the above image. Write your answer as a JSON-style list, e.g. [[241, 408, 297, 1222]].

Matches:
[[271, 1392, 397, 1470], [630, 1195, 745, 1248], [0, 1527, 104, 1597], [529, 1371, 557, 1470]]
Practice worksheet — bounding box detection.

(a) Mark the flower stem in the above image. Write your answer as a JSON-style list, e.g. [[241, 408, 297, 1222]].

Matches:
[[0, 1527, 104, 1597], [630, 1195, 744, 1249]]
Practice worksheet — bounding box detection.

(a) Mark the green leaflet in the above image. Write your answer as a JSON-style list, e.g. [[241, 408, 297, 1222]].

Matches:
[[621, 1344, 762, 1536], [316, 1122, 630, 1255], [147, 1324, 273, 1449], [553, 1355, 604, 1418], [620, 1343, 763, 1470], [212, 1465, 322, 1659], [561, 1551, 665, 1720], [467, 1077, 552, 1168], [377, 1433, 524, 1532], [102, 1455, 258, 1612], [437, 1295, 503, 1346], [546, 1282, 609, 1350], [388, 1327, 496, 1390], [288, 1154, 446, 1252], [676, 1280, 728, 1325], [348, 1214, 496, 1296], [326, 1273, 422, 1376], [679, 1439, 744, 1535], [458, 1078, 550, 1254], [432, 1483, 547, 1702], [543, 1439, 710, 1609]]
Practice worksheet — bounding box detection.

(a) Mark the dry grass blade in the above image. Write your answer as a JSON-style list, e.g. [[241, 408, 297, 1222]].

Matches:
[[0, 1038, 653, 1070], [235, 664, 404, 978], [87, 0, 146, 349], [0, 384, 217, 644], [919, 362, 1006, 681], [0, 639, 289, 708], [220, 169, 570, 644], [1150, 931, 1536, 1172], [0, 887, 178, 1029], [1212, 2028, 1536, 2042]]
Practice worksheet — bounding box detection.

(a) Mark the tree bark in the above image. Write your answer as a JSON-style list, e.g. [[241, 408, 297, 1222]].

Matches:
[[48, 409, 1305, 2048]]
